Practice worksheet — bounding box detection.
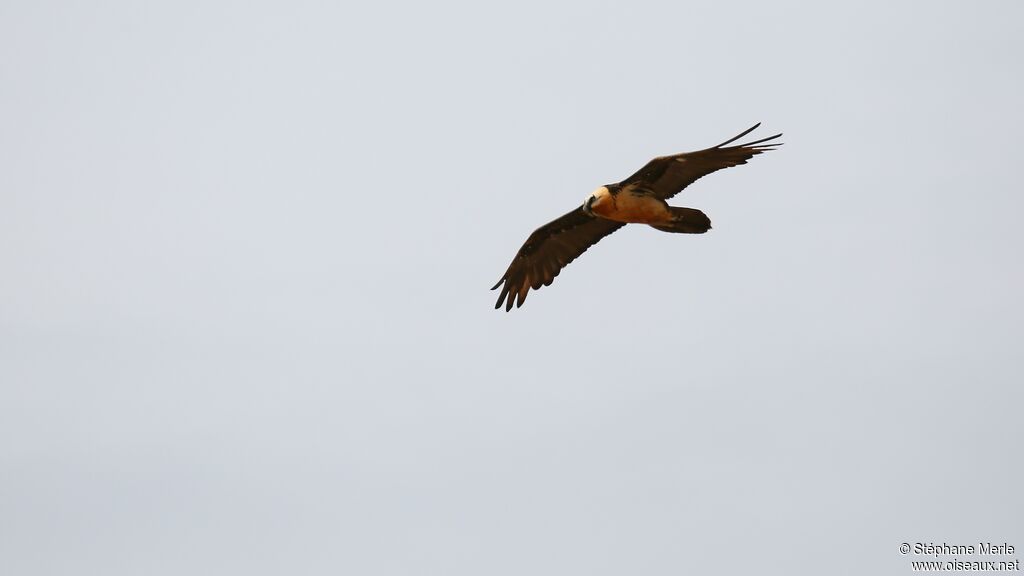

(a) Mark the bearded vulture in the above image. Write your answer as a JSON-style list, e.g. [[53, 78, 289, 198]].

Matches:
[[492, 123, 782, 311]]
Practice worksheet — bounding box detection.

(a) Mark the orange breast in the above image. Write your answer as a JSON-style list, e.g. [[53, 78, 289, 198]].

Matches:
[[593, 192, 671, 224]]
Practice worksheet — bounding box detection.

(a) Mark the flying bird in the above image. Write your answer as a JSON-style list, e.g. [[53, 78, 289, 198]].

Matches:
[[492, 123, 782, 311]]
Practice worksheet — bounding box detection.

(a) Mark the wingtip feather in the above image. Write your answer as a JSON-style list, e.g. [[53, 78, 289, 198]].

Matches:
[[739, 132, 783, 148], [715, 123, 761, 148]]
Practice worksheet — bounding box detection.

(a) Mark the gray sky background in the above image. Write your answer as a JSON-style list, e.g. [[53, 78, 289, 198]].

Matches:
[[2, 1, 1022, 574]]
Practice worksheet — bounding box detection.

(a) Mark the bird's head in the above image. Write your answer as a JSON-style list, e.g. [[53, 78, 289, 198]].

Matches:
[[582, 195, 595, 216], [582, 186, 611, 217]]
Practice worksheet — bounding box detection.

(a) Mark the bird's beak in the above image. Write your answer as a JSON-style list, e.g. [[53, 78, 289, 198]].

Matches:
[[582, 196, 594, 216]]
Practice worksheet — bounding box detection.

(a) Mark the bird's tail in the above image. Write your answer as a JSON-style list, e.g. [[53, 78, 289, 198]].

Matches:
[[650, 207, 711, 234]]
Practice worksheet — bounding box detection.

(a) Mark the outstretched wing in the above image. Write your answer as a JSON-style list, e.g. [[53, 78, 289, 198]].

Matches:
[[492, 207, 625, 311], [621, 123, 782, 199]]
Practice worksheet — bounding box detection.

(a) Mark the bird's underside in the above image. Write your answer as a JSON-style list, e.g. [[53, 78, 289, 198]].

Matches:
[[492, 123, 782, 311]]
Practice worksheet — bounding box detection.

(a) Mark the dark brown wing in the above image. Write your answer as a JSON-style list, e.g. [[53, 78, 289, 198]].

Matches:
[[621, 123, 782, 199], [492, 208, 625, 311]]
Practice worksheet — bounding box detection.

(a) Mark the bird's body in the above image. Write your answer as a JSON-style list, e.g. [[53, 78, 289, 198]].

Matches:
[[492, 123, 782, 311], [587, 185, 672, 224]]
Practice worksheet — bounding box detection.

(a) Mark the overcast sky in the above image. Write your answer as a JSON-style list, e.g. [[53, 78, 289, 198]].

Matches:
[[2, 1, 1022, 575]]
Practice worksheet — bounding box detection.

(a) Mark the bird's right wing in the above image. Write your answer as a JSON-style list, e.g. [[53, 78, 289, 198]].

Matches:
[[492, 208, 625, 311]]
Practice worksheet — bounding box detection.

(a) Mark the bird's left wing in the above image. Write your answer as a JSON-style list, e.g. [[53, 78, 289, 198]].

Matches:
[[621, 123, 782, 200], [492, 208, 625, 311]]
